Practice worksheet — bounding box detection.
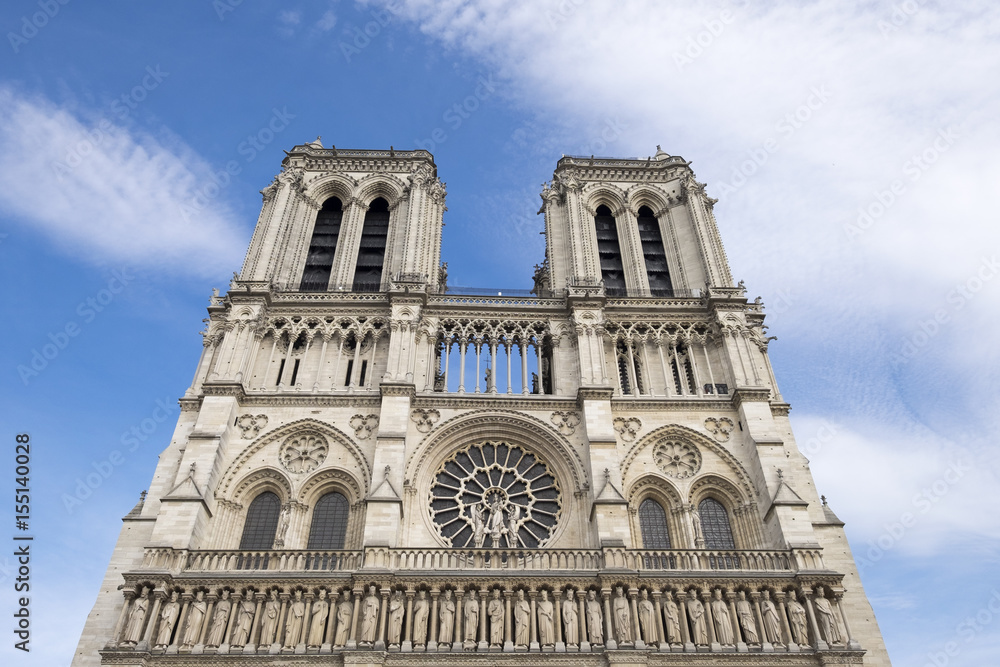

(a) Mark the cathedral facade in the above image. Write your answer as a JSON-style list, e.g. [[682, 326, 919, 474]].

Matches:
[[73, 142, 891, 666]]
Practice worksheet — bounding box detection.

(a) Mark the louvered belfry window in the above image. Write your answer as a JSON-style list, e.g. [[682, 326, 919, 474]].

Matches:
[[638, 498, 671, 549], [239, 491, 281, 550], [300, 197, 343, 291], [307, 492, 349, 549], [636, 205, 673, 296], [352, 197, 390, 292], [594, 205, 626, 295]]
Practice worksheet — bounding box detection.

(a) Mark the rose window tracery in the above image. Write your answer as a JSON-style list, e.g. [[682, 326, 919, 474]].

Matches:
[[429, 441, 561, 549], [652, 439, 701, 479], [279, 433, 328, 474]]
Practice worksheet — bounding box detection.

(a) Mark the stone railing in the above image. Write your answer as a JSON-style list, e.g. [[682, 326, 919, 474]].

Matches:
[[363, 547, 604, 571], [140, 548, 362, 574]]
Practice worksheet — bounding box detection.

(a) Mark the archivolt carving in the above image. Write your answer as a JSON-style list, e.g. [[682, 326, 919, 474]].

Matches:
[[217, 419, 371, 501], [230, 467, 293, 506], [582, 184, 627, 217], [354, 172, 406, 208], [302, 172, 357, 206], [625, 474, 684, 506], [297, 467, 365, 506], [688, 473, 747, 507]]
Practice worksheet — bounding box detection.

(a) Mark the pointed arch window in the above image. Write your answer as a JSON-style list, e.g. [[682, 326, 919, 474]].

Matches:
[[239, 491, 281, 550], [594, 205, 626, 295], [638, 498, 671, 549], [616, 340, 643, 395], [352, 197, 390, 292], [698, 497, 735, 549], [300, 197, 343, 291], [636, 205, 673, 296], [307, 492, 350, 549]]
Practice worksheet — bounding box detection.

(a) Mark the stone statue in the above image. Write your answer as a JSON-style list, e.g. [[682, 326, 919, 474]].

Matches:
[[814, 587, 842, 644], [308, 589, 329, 647], [787, 596, 808, 646], [471, 503, 486, 548], [413, 590, 429, 647], [736, 591, 759, 644], [206, 590, 231, 647], [283, 590, 305, 648], [562, 589, 578, 645], [537, 590, 554, 646], [585, 590, 603, 645], [464, 590, 479, 644], [711, 589, 734, 645], [506, 503, 521, 548], [663, 593, 681, 644], [487, 495, 506, 547], [439, 261, 448, 290], [121, 587, 149, 646], [439, 589, 456, 645], [274, 505, 291, 548], [360, 585, 379, 645], [488, 589, 504, 646], [484, 366, 493, 390], [388, 590, 405, 647], [761, 591, 783, 645], [231, 596, 256, 647], [513, 589, 530, 647], [637, 589, 657, 644], [182, 590, 207, 647], [334, 593, 353, 647], [154, 590, 180, 648], [612, 586, 631, 643], [260, 590, 280, 646], [688, 591, 708, 645], [690, 506, 704, 544]]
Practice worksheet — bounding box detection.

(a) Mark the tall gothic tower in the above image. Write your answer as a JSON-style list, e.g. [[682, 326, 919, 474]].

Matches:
[[74, 143, 891, 666]]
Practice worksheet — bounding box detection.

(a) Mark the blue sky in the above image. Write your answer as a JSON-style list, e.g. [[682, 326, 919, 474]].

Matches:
[[2, 1, 999, 664]]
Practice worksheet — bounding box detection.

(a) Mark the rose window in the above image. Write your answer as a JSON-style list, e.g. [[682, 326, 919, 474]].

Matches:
[[652, 439, 701, 479], [279, 433, 328, 474], [429, 441, 561, 549]]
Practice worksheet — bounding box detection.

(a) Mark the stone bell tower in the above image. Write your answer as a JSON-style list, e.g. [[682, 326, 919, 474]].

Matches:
[[74, 142, 890, 667]]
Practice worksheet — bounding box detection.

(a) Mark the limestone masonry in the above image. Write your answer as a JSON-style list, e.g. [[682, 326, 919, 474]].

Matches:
[[74, 142, 891, 666]]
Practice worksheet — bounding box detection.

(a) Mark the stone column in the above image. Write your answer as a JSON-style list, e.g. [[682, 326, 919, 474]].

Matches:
[[376, 588, 389, 651], [503, 590, 513, 652], [197, 597, 216, 649], [453, 590, 464, 651], [553, 589, 563, 651], [324, 592, 338, 650], [347, 590, 361, 649], [652, 590, 666, 651], [428, 589, 440, 651], [140, 592, 162, 648], [298, 593, 312, 650], [111, 591, 137, 647], [529, 590, 539, 651], [751, 591, 770, 651], [803, 591, 827, 650], [775, 592, 794, 650], [577, 590, 590, 652], [602, 591, 616, 650], [275, 595, 289, 651], [701, 591, 718, 649], [248, 593, 264, 649], [835, 593, 860, 649], [403, 590, 415, 652], [727, 592, 743, 651], [629, 589, 642, 647], [478, 590, 488, 650], [677, 593, 693, 651]]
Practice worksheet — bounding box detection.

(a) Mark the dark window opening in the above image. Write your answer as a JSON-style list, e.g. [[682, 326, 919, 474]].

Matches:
[[359, 360, 368, 387], [300, 197, 343, 291], [307, 492, 349, 550], [352, 198, 390, 292], [344, 359, 354, 386], [699, 497, 736, 549], [276, 359, 285, 387], [594, 205, 626, 295], [239, 491, 281, 550], [290, 359, 300, 386], [636, 205, 673, 296], [639, 498, 671, 549]]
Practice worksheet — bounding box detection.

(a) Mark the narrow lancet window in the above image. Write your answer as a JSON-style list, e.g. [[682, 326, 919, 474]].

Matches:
[[239, 491, 281, 550], [636, 205, 673, 296], [639, 498, 671, 548], [307, 492, 349, 549], [300, 197, 343, 291], [594, 205, 626, 295], [352, 197, 390, 292], [699, 497, 735, 549]]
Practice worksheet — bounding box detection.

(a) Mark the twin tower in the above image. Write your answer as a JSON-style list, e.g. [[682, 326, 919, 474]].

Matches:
[[74, 142, 890, 666]]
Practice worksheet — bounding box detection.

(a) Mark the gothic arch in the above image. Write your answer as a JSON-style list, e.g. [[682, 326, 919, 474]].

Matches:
[[688, 473, 747, 508], [353, 173, 406, 209], [297, 467, 365, 506], [582, 185, 627, 217], [625, 185, 670, 217], [217, 418, 372, 501], [302, 173, 356, 207], [230, 467, 293, 507]]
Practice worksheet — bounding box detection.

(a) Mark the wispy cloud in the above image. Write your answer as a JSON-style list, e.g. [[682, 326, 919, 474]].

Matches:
[[0, 86, 246, 278]]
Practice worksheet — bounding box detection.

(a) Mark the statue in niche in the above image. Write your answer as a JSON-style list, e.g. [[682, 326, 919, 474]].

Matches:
[[638, 589, 657, 644], [787, 596, 809, 646], [531, 371, 539, 394], [471, 503, 486, 548], [813, 586, 842, 644], [562, 589, 578, 646], [612, 586, 631, 643], [488, 589, 504, 646], [487, 495, 506, 547], [688, 591, 708, 645], [231, 595, 256, 647], [308, 589, 329, 647], [334, 593, 353, 647], [663, 593, 681, 644], [464, 590, 479, 645], [121, 587, 149, 646], [274, 505, 291, 548], [283, 590, 305, 648], [513, 590, 530, 647], [154, 590, 180, 649], [388, 590, 405, 647], [506, 504, 521, 548], [736, 591, 759, 644], [205, 590, 231, 647], [260, 590, 280, 646], [360, 585, 379, 645], [484, 366, 493, 390], [412, 590, 430, 647], [537, 590, 554, 646], [711, 589, 734, 645], [181, 590, 207, 647], [585, 590, 603, 645], [760, 591, 783, 645], [439, 589, 456, 645]]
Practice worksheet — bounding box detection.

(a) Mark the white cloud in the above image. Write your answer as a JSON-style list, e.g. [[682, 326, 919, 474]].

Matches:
[[317, 10, 338, 31], [0, 87, 246, 278], [279, 10, 302, 25]]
